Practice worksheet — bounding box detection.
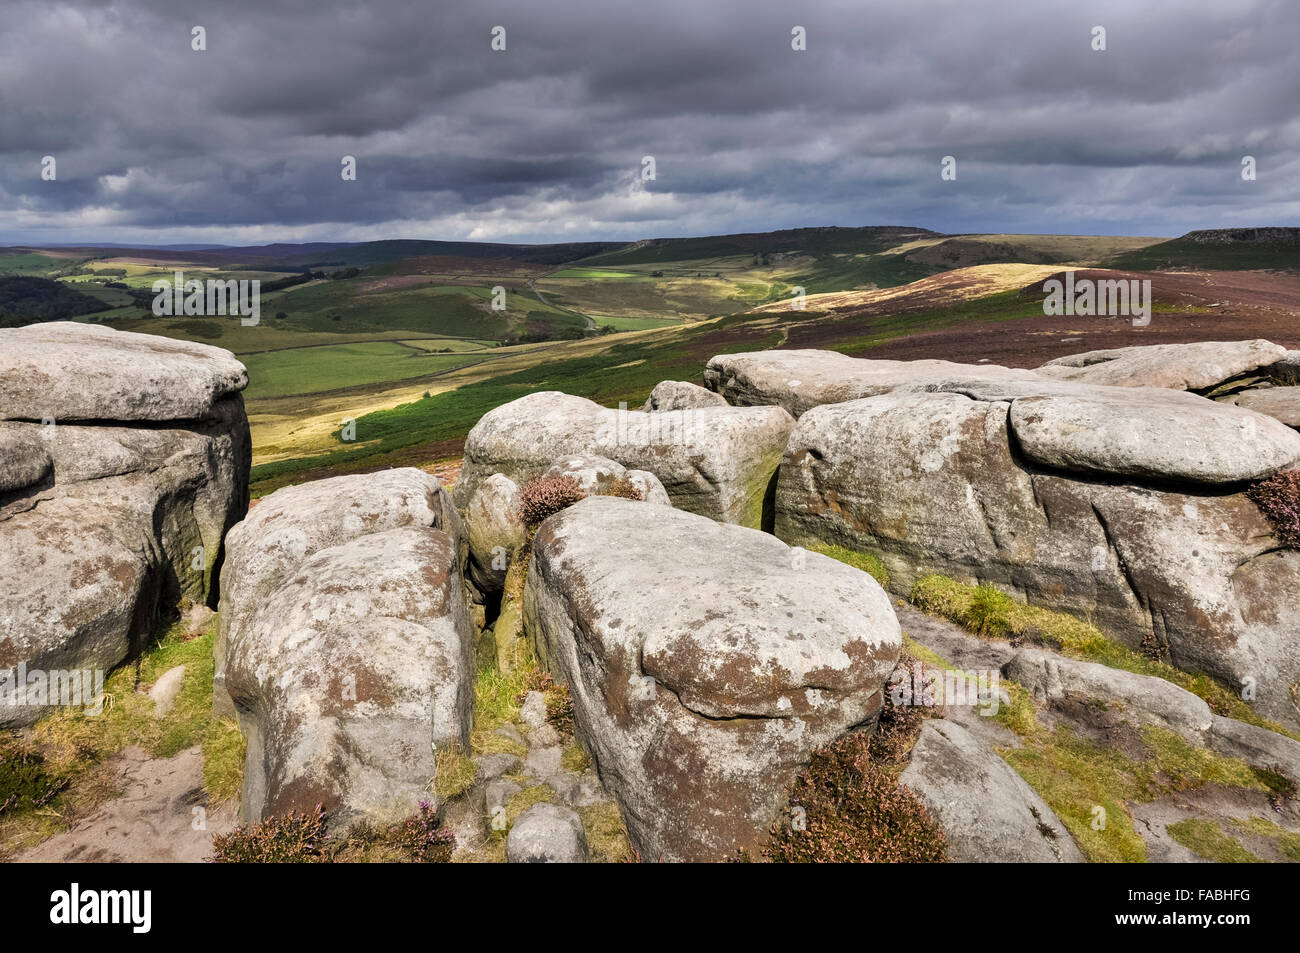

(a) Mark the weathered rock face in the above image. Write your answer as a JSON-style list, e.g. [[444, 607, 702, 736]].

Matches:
[[465, 473, 527, 594], [641, 379, 730, 412], [453, 391, 793, 528], [775, 384, 1300, 728], [0, 323, 249, 727], [523, 496, 901, 861], [703, 349, 1043, 417], [900, 720, 1083, 862], [463, 456, 671, 599], [1004, 649, 1214, 743], [1035, 339, 1287, 392], [217, 469, 474, 827]]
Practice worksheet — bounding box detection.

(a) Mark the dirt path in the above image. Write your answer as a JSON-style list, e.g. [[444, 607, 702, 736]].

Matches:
[[17, 746, 236, 863]]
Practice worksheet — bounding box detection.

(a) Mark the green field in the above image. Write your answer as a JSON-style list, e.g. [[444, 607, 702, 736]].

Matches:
[[242, 341, 488, 399], [547, 267, 642, 279]]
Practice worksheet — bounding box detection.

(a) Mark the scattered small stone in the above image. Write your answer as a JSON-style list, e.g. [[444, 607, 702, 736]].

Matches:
[[183, 604, 215, 637], [529, 723, 561, 749], [525, 745, 563, 779], [495, 724, 526, 747], [148, 665, 187, 718], [520, 691, 548, 730], [485, 779, 522, 832], [506, 803, 589, 863], [475, 753, 522, 783], [550, 771, 606, 809]]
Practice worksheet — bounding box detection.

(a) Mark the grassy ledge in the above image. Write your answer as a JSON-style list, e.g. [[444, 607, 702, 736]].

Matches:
[[910, 574, 1300, 741]]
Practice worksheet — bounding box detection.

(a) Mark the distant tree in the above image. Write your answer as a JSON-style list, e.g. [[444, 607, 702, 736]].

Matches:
[[0, 276, 107, 326]]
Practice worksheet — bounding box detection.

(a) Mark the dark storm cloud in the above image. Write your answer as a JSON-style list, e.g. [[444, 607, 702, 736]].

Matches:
[[1, 0, 1296, 243]]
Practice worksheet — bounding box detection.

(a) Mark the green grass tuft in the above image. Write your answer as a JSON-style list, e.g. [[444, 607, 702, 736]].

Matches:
[[1167, 819, 1260, 863]]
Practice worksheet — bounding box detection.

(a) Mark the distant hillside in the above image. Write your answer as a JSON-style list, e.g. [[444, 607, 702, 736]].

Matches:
[[1104, 227, 1300, 271], [282, 239, 630, 270], [580, 225, 940, 265], [0, 276, 110, 326]]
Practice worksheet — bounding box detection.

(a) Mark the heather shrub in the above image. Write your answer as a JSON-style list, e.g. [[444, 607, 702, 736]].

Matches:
[[519, 475, 587, 529], [604, 476, 644, 501], [764, 732, 948, 863], [211, 804, 331, 863], [1248, 469, 1300, 549], [387, 798, 456, 862], [870, 651, 942, 764]]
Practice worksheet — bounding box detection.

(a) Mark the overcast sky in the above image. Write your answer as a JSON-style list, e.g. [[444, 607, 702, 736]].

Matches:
[[2, 0, 1297, 246]]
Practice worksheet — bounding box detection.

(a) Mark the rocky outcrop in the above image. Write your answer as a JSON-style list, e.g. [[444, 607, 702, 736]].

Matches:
[[703, 349, 1043, 417], [900, 719, 1083, 862], [1036, 341, 1300, 431], [0, 323, 249, 727], [523, 496, 901, 861], [463, 455, 670, 600], [775, 380, 1300, 728], [217, 469, 475, 827], [1035, 339, 1287, 392], [453, 391, 793, 528]]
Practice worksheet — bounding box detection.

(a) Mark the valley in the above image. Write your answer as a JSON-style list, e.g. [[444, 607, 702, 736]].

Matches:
[[1, 225, 1296, 498]]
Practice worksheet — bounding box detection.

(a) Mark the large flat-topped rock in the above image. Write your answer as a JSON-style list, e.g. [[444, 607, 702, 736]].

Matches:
[[0, 321, 248, 422], [1036, 339, 1287, 391], [703, 349, 1042, 417], [454, 391, 793, 527], [524, 496, 901, 861], [903, 376, 1300, 485], [1007, 385, 1300, 484]]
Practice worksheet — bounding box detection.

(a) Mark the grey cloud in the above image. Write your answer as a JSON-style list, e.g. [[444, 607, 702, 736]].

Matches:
[[1, 0, 1297, 244]]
